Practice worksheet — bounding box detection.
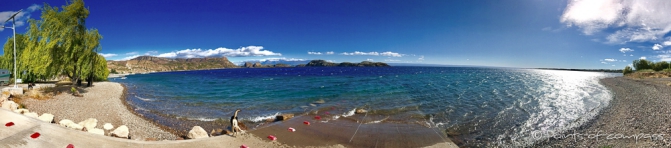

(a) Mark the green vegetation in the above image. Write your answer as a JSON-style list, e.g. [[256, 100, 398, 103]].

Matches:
[[630, 59, 671, 72], [623, 66, 633, 75], [0, 0, 108, 86]]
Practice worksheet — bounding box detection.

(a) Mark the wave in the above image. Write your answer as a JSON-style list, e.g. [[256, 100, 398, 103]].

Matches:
[[244, 112, 282, 122], [186, 117, 218, 122], [135, 95, 155, 101]]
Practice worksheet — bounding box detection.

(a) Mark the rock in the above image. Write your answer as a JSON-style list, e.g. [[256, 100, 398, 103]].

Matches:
[[103, 123, 114, 130], [145, 138, 157, 141], [210, 129, 225, 136], [88, 128, 105, 135], [13, 108, 29, 114], [60, 119, 84, 130], [187, 126, 209, 139], [38, 113, 54, 123], [1, 100, 18, 111], [111, 125, 130, 138], [276, 114, 294, 121], [313, 99, 325, 104], [309, 103, 316, 107], [78, 118, 98, 130], [355, 108, 368, 114], [24, 112, 39, 118]]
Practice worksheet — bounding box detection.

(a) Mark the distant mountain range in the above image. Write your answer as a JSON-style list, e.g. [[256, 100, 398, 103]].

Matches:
[[107, 56, 237, 74], [239, 58, 310, 66]]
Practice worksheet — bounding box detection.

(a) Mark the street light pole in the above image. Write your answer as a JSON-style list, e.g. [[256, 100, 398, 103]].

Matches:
[[2, 9, 22, 88]]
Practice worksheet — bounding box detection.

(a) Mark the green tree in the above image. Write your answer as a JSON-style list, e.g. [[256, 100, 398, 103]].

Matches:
[[632, 59, 652, 71], [653, 61, 669, 71], [623, 66, 633, 75]]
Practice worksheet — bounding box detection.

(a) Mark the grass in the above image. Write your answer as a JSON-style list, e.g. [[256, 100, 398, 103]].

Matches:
[[636, 69, 656, 73]]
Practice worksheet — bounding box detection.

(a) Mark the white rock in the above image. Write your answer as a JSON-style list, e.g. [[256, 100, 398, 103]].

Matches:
[[78, 118, 98, 130], [187, 126, 209, 139], [111, 125, 129, 138], [24, 112, 39, 118], [13, 108, 29, 114], [103, 123, 114, 130], [59, 119, 83, 130], [88, 128, 105, 135], [38, 113, 54, 123], [1, 100, 18, 111]]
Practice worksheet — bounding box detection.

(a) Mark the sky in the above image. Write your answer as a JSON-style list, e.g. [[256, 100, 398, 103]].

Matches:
[[1, 0, 671, 69]]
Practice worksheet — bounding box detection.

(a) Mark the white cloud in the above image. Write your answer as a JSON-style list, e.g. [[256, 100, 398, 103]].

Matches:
[[308, 52, 322, 55], [384, 59, 400, 62], [157, 46, 281, 58], [326, 51, 334, 55], [120, 55, 141, 61], [0, 4, 40, 31], [601, 61, 608, 64], [657, 55, 671, 61], [603, 58, 617, 62], [340, 51, 404, 57], [619, 48, 633, 53], [366, 58, 374, 61], [663, 38, 671, 46], [257, 57, 306, 62], [653, 44, 663, 50], [145, 51, 158, 55], [418, 55, 425, 61], [640, 56, 647, 60], [561, 0, 671, 43], [126, 52, 139, 55], [630, 54, 634, 56], [98, 53, 118, 58]]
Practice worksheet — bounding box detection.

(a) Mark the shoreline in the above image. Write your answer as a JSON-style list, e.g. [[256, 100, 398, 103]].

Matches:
[[535, 77, 671, 147]]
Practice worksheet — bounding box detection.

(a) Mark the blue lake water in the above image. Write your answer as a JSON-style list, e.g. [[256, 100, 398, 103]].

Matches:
[[111, 67, 621, 146]]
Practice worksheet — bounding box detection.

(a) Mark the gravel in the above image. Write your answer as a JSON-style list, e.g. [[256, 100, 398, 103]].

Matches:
[[21, 82, 177, 140], [535, 77, 671, 147]]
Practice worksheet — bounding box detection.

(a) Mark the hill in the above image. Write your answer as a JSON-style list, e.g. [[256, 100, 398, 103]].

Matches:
[[299, 60, 390, 67], [107, 56, 238, 74]]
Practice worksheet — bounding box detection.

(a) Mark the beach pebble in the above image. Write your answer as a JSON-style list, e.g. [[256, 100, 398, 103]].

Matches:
[[38, 113, 54, 123], [303, 121, 310, 125], [103, 123, 114, 130], [112, 125, 130, 138], [187, 126, 209, 139], [78, 118, 98, 130], [210, 128, 226, 136], [88, 128, 105, 135], [288, 127, 295, 132], [24, 112, 39, 119], [355, 108, 367, 114], [267, 135, 277, 141]]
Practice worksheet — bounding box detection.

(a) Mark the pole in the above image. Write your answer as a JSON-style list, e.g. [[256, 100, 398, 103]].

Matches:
[[12, 17, 17, 88]]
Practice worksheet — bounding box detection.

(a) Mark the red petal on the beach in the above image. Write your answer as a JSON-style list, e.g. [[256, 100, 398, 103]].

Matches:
[[303, 121, 310, 125], [325, 111, 330, 115], [30, 132, 40, 139], [5, 122, 14, 127], [66, 144, 75, 148], [314, 116, 321, 120], [267, 135, 277, 141], [288, 127, 295, 132], [240, 144, 248, 148]]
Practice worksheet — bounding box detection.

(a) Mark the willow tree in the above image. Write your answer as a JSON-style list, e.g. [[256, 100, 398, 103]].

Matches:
[[1, 0, 109, 85]]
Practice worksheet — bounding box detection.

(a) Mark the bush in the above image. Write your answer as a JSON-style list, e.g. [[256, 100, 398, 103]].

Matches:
[[70, 87, 78, 94], [633, 59, 652, 70], [623, 66, 633, 75]]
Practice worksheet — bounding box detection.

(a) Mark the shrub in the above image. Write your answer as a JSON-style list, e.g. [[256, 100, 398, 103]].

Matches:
[[70, 87, 78, 94], [623, 66, 633, 75]]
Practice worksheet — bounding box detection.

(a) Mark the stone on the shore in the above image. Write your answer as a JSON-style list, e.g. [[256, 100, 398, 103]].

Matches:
[[13, 108, 28, 114], [24, 112, 39, 118], [88, 128, 105, 135], [187, 126, 209, 139], [276, 114, 294, 121], [78, 118, 98, 130], [103, 123, 114, 130], [355, 108, 368, 114], [111, 125, 130, 138], [313, 99, 325, 104], [60, 119, 84, 130], [1, 100, 18, 111], [38, 113, 55, 123], [210, 128, 226, 136]]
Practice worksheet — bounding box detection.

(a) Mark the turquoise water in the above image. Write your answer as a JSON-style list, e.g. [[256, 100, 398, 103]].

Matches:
[[111, 67, 620, 146]]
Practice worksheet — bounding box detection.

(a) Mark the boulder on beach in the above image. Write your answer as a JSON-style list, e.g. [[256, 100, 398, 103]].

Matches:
[[103, 123, 114, 131], [78, 118, 98, 130], [1, 100, 18, 111], [60, 119, 84, 130], [88, 128, 105, 135], [187, 126, 209, 139], [24, 112, 39, 118], [112, 125, 130, 138], [355, 108, 368, 114], [210, 128, 228, 136], [38, 113, 55, 123], [276, 114, 294, 121]]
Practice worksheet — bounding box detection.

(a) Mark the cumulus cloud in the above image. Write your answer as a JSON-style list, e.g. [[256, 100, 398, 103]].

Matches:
[[384, 59, 400, 62], [418, 55, 425, 61], [653, 44, 663, 50], [603, 58, 617, 62], [657, 55, 671, 61], [0, 4, 40, 31], [120, 55, 141, 61], [326, 51, 334, 55], [619, 48, 633, 53], [257, 57, 306, 62], [145, 51, 158, 55], [664, 38, 671, 46], [98, 53, 118, 58], [308, 52, 322, 55], [125, 52, 139, 55], [601, 61, 608, 64], [561, 0, 671, 43], [366, 58, 374, 61], [157, 46, 281, 58], [640, 56, 647, 60], [340, 51, 404, 57]]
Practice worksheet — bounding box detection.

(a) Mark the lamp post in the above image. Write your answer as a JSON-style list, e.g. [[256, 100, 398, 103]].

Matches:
[[2, 9, 22, 88]]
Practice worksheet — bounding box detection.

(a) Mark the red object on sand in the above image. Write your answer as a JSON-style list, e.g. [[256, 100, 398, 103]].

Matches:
[[267, 135, 277, 141], [30, 132, 40, 139], [66, 144, 75, 148], [240, 144, 249, 148], [288, 127, 296, 132], [325, 111, 330, 115], [303, 121, 310, 125], [5, 122, 14, 127], [314, 116, 321, 120]]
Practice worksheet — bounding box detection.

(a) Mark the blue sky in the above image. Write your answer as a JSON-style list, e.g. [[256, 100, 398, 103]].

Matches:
[[2, 0, 671, 69]]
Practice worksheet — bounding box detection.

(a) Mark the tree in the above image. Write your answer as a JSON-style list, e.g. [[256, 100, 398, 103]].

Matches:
[[623, 66, 633, 75], [0, 0, 106, 86], [653, 61, 669, 71], [632, 59, 652, 71]]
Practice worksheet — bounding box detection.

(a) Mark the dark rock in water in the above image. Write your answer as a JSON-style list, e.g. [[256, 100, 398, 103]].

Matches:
[[313, 99, 325, 104], [355, 108, 368, 114], [276, 114, 294, 121]]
